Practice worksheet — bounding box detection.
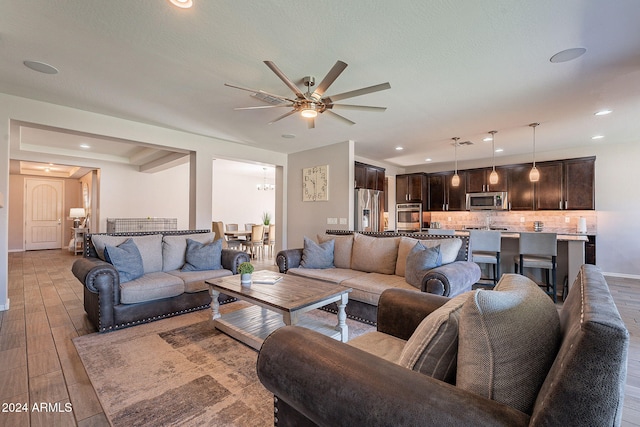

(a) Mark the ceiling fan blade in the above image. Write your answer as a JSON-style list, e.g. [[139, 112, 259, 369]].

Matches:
[[264, 61, 305, 99], [268, 109, 298, 125], [307, 118, 315, 129], [322, 82, 391, 103], [234, 105, 293, 110], [329, 104, 387, 112], [311, 60, 348, 101], [324, 110, 355, 125], [224, 83, 297, 103]]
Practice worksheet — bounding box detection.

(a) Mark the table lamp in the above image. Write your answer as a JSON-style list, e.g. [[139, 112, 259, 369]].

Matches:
[[70, 208, 86, 228]]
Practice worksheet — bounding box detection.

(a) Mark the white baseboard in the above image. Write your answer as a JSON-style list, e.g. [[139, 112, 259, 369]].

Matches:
[[8, 249, 24, 253], [603, 272, 640, 280], [0, 298, 10, 311]]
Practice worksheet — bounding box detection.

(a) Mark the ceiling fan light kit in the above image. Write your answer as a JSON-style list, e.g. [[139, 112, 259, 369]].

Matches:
[[226, 60, 390, 127]]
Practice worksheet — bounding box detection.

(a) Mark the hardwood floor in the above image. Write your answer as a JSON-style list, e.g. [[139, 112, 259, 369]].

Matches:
[[0, 249, 638, 426]]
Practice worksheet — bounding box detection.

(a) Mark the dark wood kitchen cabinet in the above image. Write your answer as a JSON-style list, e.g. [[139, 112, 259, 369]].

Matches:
[[563, 157, 595, 210], [534, 157, 595, 210], [396, 173, 427, 205], [466, 167, 508, 193], [355, 162, 385, 191], [507, 164, 535, 210], [428, 172, 466, 211]]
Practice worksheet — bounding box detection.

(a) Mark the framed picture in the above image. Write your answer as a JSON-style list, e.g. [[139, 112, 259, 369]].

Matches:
[[302, 165, 329, 201]]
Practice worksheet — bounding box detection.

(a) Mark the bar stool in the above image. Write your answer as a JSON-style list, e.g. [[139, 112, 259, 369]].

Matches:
[[514, 232, 558, 303], [469, 229, 502, 287]]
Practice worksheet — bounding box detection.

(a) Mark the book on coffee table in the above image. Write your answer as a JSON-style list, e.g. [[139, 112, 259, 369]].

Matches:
[[251, 271, 283, 285]]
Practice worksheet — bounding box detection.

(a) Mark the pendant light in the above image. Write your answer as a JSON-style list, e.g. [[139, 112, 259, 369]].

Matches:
[[529, 123, 540, 182], [451, 137, 460, 187], [488, 130, 499, 185]]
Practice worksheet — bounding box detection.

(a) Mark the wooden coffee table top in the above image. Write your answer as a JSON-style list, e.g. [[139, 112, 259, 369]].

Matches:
[[206, 271, 351, 313]]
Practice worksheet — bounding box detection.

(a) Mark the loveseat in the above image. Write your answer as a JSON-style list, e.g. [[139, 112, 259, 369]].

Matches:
[[71, 229, 250, 332], [276, 230, 481, 324], [257, 264, 629, 426]]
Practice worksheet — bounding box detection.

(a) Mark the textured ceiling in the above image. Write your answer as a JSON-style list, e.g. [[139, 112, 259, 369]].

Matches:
[[1, 0, 640, 169]]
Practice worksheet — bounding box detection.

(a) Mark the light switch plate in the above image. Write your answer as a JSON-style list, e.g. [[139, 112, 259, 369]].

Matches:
[[327, 217, 338, 225], [339, 218, 347, 225], [565, 216, 571, 223]]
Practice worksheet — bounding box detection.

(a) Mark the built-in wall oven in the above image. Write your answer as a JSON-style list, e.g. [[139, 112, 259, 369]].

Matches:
[[396, 203, 422, 232]]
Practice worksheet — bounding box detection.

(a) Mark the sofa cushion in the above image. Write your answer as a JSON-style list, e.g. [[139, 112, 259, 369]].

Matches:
[[287, 267, 367, 284], [398, 292, 467, 384], [348, 331, 407, 363], [300, 236, 334, 269], [396, 237, 462, 276], [317, 234, 354, 269], [168, 268, 233, 293], [351, 233, 400, 275], [405, 242, 442, 288], [162, 232, 215, 272], [342, 273, 415, 306], [181, 238, 222, 272], [120, 271, 185, 304], [104, 238, 144, 283], [456, 274, 561, 415], [93, 234, 163, 274]]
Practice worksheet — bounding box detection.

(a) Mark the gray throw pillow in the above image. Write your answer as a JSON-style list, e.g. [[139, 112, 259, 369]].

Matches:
[[104, 238, 144, 283], [405, 242, 442, 288], [181, 238, 222, 272], [300, 236, 334, 269]]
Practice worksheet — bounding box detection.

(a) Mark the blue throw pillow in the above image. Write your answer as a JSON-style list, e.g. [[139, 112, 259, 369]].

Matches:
[[104, 238, 144, 283], [300, 236, 335, 269], [182, 238, 222, 271], [405, 241, 442, 288]]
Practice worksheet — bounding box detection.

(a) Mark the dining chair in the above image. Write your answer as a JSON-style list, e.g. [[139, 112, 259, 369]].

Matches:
[[266, 224, 276, 258], [243, 224, 265, 260], [212, 221, 229, 249], [514, 232, 558, 302], [226, 223, 239, 231], [469, 229, 502, 287], [222, 222, 243, 249], [244, 223, 254, 231]]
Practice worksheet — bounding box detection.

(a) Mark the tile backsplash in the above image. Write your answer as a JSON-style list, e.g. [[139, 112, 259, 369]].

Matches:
[[429, 210, 597, 234]]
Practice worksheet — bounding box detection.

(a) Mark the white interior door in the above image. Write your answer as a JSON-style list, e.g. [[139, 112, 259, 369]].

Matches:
[[25, 178, 64, 250]]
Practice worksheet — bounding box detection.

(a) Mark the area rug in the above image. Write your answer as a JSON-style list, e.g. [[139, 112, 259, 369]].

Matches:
[[73, 302, 375, 427]]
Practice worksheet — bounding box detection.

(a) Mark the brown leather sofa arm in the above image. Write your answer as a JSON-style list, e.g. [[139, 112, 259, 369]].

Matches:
[[276, 248, 303, 273], [376, 288, 450, 340], [220, 249, 251, 273], [257, 326, 530, 427]]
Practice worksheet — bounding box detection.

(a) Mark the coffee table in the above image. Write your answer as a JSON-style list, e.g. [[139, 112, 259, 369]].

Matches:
[[206, 272, 352, 350]]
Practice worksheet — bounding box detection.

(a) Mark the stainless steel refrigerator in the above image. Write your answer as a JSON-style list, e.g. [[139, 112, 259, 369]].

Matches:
[[355, 189, 384, 232]]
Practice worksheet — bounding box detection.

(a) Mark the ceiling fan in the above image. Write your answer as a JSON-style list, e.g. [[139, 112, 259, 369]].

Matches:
[[225, 60, 391, 128]]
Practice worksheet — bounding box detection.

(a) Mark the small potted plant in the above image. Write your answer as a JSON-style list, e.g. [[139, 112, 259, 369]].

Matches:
[[238, 261, 254, 286], [262, 211, 271, 226]]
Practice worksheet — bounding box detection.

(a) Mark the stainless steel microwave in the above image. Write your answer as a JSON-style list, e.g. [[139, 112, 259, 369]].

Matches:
[[466, 192, 509, 210]]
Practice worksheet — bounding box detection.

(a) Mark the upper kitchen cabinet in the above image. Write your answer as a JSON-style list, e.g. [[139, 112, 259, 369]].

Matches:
[[507, 164, 535, 210], [396, 173, 427, 205], [466, 167, 508, 193], [355, 162, 385, 191], [428, 172, 466, 211], [534, 157, 595, 210], [563, 157, 595, 210]]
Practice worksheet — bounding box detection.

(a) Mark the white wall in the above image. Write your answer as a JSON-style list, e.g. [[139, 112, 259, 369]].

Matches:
[[212, 160, 276, 228]]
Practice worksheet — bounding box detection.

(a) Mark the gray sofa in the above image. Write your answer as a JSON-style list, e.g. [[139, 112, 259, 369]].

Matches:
[[276, 230, 481, 324], [72, 229, 250, 332], [258, 264, 629, 426]]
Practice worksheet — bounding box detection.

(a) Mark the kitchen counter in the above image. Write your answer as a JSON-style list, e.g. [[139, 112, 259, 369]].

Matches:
[[452, 230, 589, 242]]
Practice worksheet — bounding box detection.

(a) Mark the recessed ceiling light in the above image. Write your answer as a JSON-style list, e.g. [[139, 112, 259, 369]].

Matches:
[[168, 0, 193, 8], [80, 144, 90, 149], [483, 137, 493, 142], [425, 158, 432, 162], [591, 135, 604, 140], [281, 133, 296, 139], [395, 146, 403, 151], [495, 148, 504, 153], [550, 48, 587, 63], [594, 109, 612, 116], [23, 60, 58, 74]]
